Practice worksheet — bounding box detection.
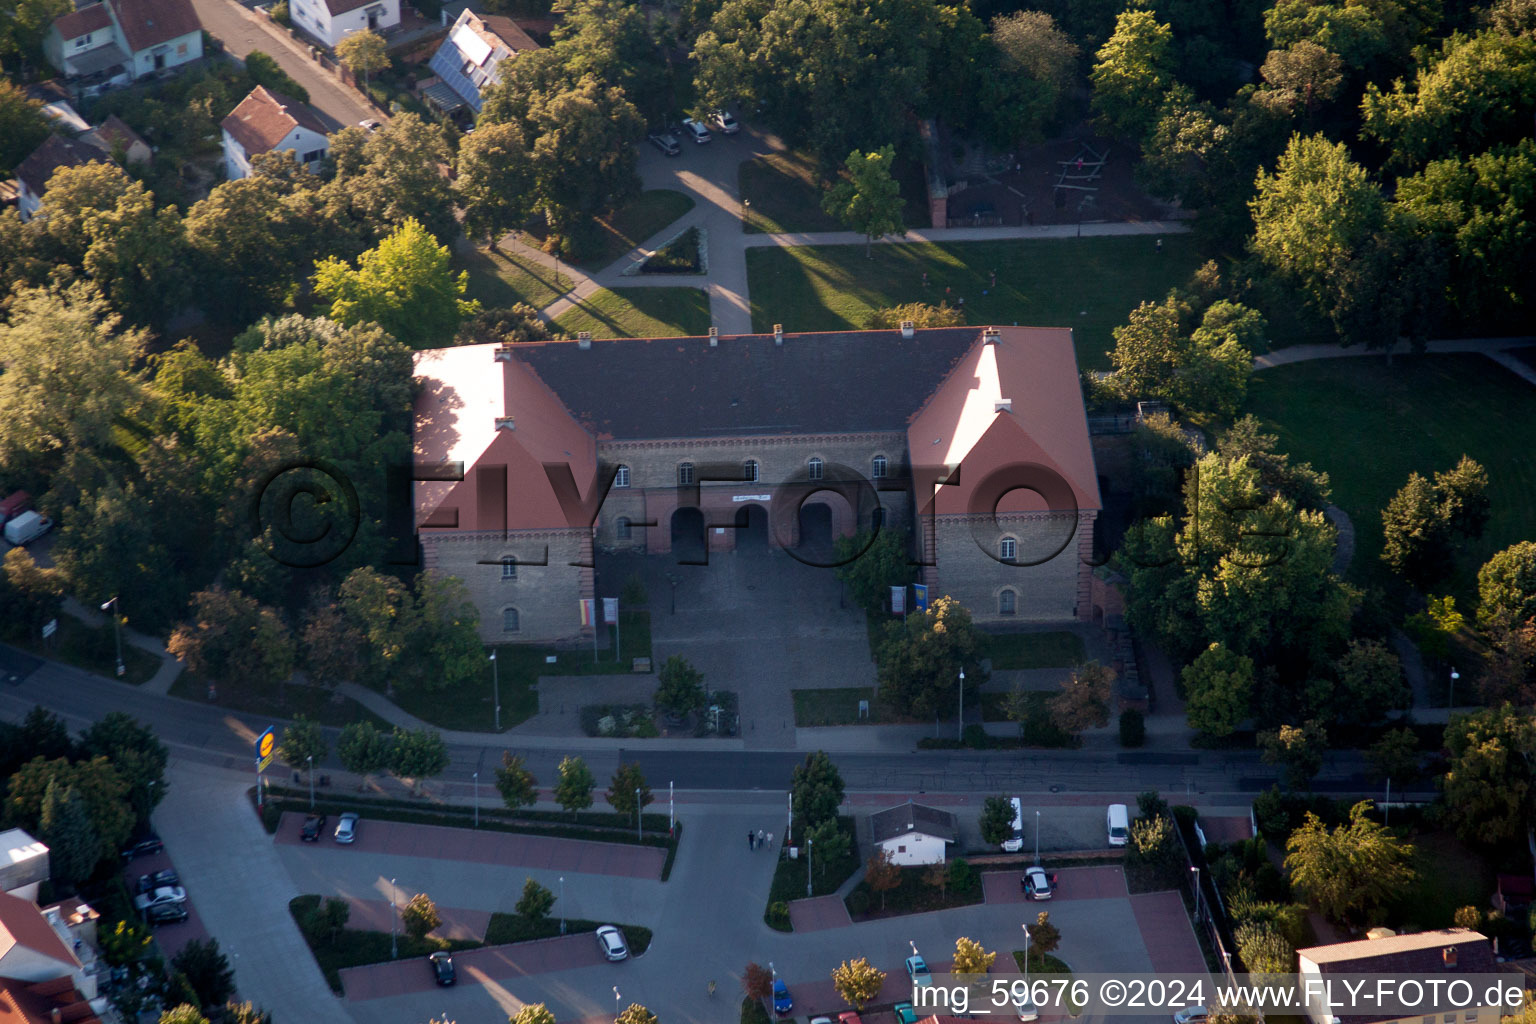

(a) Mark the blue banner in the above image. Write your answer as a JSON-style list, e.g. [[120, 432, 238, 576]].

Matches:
[[913, 584, 929, 613]]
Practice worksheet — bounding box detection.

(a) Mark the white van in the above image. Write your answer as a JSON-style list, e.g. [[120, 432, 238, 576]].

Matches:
[[3, 510, 52, 546], [1107, 803, 1130, 847], [1002, 797, 1025, 853]]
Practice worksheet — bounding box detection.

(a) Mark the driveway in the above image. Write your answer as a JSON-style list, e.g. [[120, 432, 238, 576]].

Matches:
[[188, 0, 380, 129]]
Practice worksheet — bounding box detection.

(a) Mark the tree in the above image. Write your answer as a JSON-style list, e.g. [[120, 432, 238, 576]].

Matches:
[[990, 11, 1079, 132], [5, 756, 134, 866], [1027, 910, 1061, 959], [0, 707, 73, 780], [743, 962, 773, 1000], [1089, 9, 1176, 141], [516, 877, 555, 922], [806, 816, 849, 879], [864, 302, 965, 330], [299, 595, 365, 690], [39, 781, 99, 888], [953, 936, 997, 979], [922, 860, 948, 901], [1182, 644, 1256, 738], [1479, 542, 1536, 627], [397, 572, 484, 694], [821, 146, 905, 257], [1285, 800, 1415, 925], [313, 218, 477, 347], [278, 715, 328, 770], [1216, 416, 1331, 511], [455, 121, 535, 246], [1108, 294, 1260, 419], [832, 957, 885, 1010], [99, 918, 152, 967], [1263, 0, 1438, 75], [1048, 661, 1115, 738], [401, 893, 442, 939], [1260, 720, 1328, 790], [159, 1007, 209, 1024], [1330, 639, 1408, 725], [0, 281, 147, 475], [555, 755, 595, 817], [511, 1004, 558, 1024], [0, 80, 48, 176], [1, 547, 66, 643], [1381, 458, 1490, 587], [172, 938, 236, 1007], [864, 849, 901, 909], [337, 567, 413, 678], [607, 761, 653, 818], [1482, 613, 1536, 705], [76, 711, 168, 824], [337, 721, 391, 782], [876, 596, 988, 719], [223, 1003, 273, 1024], [1236, 920, 1295, 974], [335, 29, 389, 89], [979, 796, 1014, 847], [833, 528, 916, 615], [389, 728, 449, 784], [456, 305, 559, 346], [322, 113, 458, 248], [167, 587, 294, 695], [496, 752, 538, 809], [1441, 704, 1536, 845], [790, 751, 846, 834], [654, 655, 706, 716], [0, 0, 70, 65], [1365, 727, 1422, 784], [615, 1005, 657, 1024], [1253, 41, 1344, 118]]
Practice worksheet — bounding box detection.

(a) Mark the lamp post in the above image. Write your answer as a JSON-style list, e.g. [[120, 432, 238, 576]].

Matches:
[[390, 877, 398, 960], [635, 787, 642, 841], [100, 597, 124, 677], [559, 875, 565, 934], [613, 986, 621, 1022], [1191, 866, 1202, 924], [307, 755, 315, 810], [1034, 809, 1040, 865], [473, 772, 479, 828], [1449, 666, 1459, 709], [1022, 924, 1031, 993], [489, 651, 501, 731], [665, 572, 681, 614], [806, 835, 813, 897], [957, 668, 965, 742]]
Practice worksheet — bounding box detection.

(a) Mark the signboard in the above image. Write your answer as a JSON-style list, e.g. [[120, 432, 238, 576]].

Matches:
[[913, 584, 929, 613], [890, 586, 906, 615], [603, 597, 618, 622], [255, 727, 277, 772], [732, 494, 772, 503], [41, 619, 57, 639]]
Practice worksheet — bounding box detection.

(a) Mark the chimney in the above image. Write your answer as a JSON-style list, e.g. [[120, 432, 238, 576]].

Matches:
[[982, 327, 1001, 345], [773, 324, 783, 345], [577, 331, 592, 349], [900, 320, 915, 339], [495, 417, 515, 431], [994, 399, 1012, 413], [709, 327, 718, 348]]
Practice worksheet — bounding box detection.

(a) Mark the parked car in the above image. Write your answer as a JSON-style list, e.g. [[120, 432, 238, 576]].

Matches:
[[1173, 1007, 1209, 1024], [893, 1003, 920, 1024], [1015, 993, 1039, 1022], [680, 117, 711, 143], [146, 902, 188, 925], [136, 870, 180, 895], [771, 978, 793, 1016], [1022, 865, 1055, 900], [0, 491, 31, 525], [1107, 803, 1129, 846], [837, 1014, 863, 1024], [120, 835, 163, 861], [334, 813, 358, 844], [133, 886, 187, 911], [359, 119, 382, 132], [3, 510, 52, 546], [649, 133, 680, 156], [710, 109, 739, 133], [300, 814, 326, 842], [905, 954, 932, 988], [429, 951, 455, 986], [596, 925, 628, 961], [809, 1018, 835, 1024]]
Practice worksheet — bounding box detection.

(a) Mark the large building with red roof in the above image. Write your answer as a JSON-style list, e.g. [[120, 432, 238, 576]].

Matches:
[[412, 325, 1101, 644]]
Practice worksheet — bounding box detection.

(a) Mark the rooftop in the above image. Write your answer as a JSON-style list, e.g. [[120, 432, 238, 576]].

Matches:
[[870, 801, 957, 845], [221, 85, 328, 156], [111, 0, 201, 51]]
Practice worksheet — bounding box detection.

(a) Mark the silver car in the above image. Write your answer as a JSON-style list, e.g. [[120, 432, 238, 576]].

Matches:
[[134, 886, 187, 911], [334, 813, 358, 844], [596, 925, 628, 961]]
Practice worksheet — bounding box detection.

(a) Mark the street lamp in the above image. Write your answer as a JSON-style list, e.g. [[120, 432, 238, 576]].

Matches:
[[1191, 866, 1202, 924], [613, 986, 621, 1022], [559, 875, 565, 934], [1449, 666, 1460, 709], [100, 597, 124, 677], [1034, 809, 1041, 865], [665, 572, 681, 614], [957, 668, 965, 742], [390, 877, 398, 960], [489, 651, 501, 731], [1022, 924, 1032, 994], [806, 835, 813, 897], [472, 772, 478, 828], [635, 787, 642, 841], [307, 755, 315, 810]]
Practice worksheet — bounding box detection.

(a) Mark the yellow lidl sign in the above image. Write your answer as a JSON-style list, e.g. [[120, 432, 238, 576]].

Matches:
[[256, 727, 276, 772]]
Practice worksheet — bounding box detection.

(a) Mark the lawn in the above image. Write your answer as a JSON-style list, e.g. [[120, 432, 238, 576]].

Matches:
[[553, 287, 712, 339], [1245, 355, 1536, 598], [456, 242, 573, 314], [483, 915, 652, 954], [764, 816, 859, 929], [980, 631, 1086, 670], [171, 672, 393, 730], [524, 190, 697, 270], [792, 686, 908, 725], [1384, 830, 1494, 932], [739, 151, 843, 235], [290, 894, 480, 994], [16, 615, 161, 686], [745, 234, 1206, 369]]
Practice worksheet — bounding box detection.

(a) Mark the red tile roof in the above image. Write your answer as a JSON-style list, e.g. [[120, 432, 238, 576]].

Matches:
[[13, 135, 104, 196], [0, 976, 101, 1024], [221, 85, 328, 156], [51, 3, 112, 41], [93, 114, 147, 151], [478, 13, 538, 52], [111, 0, 201, 52]]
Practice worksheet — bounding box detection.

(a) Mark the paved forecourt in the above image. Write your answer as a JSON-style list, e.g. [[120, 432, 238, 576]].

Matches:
[[342, 933, 610, 1001]]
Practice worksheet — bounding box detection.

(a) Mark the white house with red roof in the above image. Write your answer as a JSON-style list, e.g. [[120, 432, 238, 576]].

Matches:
[[221, 85, 331, 179], [43, 0, 203, 85], [287, 0, 398, 50]]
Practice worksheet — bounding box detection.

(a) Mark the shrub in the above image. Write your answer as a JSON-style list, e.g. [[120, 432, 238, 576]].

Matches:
[[962, 723, 989, 749], [766, 901, 790, 929], [269, 0, 290, 25], [1137, 791, 1169, 821], [741, 996, 771, 1024], [244, 51, 309, 103], [947, 858, 979, 895], [1120, 708, 1146, 747], [640, 227, 702, 274], [847, 889, 869, 915]]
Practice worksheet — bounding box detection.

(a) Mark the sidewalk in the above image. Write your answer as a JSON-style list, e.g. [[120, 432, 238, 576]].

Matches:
[[1253, 336, 1536, 372], [60, 596, 183, 695]]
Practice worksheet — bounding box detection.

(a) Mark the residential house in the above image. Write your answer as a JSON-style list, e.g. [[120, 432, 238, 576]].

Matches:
[[412, 325, 1102, 644], [287, 0, 398, 50], [0, 833, 48, 903], [1296, 928, 1499, 1024], [0, 976, 102, 1024], [43, 0, 203, 86], [0, 892, 86, 996], [84, 115, 151, 164], [870, 801, 957, 866], [13, 135, 104, 221], [221, 85, 331, 179], [423, 9, 538, 116]]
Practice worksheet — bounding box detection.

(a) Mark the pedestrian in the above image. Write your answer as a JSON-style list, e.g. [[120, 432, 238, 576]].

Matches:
[[990, 269, 997, 288], [748, 830, 755, 850], [1155, 238, 1163, 254], [922, 271, 929, 288], [944, 286, 951, 297], [757, 829, 765, 848], [767, 832, 774, 849], [958, 296, 965, 309]]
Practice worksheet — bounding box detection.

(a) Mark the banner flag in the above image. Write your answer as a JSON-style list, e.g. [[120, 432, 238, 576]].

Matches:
[[913, 584, 929, 613], [890, 586, 906, 615], [580, 598, 595, 626]]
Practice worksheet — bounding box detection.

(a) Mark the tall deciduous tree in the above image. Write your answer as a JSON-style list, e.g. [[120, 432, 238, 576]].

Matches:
[[1284, 800, 1414, 925], [0, 80, 48, 176], [1253, 41, 1344, 118], [654, 655, 705, 716], [455, 121, 536, 246], [821, 146, 905, 258], [790, 750, 845, 833], [313, 218, 477, 347], [831, 957, 885, 1010], [953, 936, 997, 979], [1182, 643, 1255, 738], [167, 587, 294, 694], [864, 849, 901, 909], [511, 1004, 558, 1024], [1263, 0, 1438, 76], [555, 755, 595, 817], [516, 877, 555, 922], [1441, 704, 1536, 845], [1089, 9, 1176, 142], [401, 893, 441, 939], [299, 593, 365, 690], [833, 528, 916, 615], [1380, 457, 1489, 587], [1329, 639, 1408, 725], [337, 721, 391, 781], [335, 29, 389, 89], [496, 752, 538, 809], [606, 761, 652, 817], [1478, 542, 1536, 627], [389, 728, 448, 783], [323, 114, 457, 247], [278, 715, 328, 770], [1109, 295, 1261, 418], [1048, 661, 1115, 738], [39, 781, 99, 888], [876, 596, 988, 719], [0, 0, 70, 64], [991, 11, 1079, 131], [1260, 720, 1328, 790], [978, 795, 1014, 846], [77, 711, 168, 824], [864, 302, 965, 330]]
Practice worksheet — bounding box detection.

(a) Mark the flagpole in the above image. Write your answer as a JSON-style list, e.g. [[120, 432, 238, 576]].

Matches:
[[592, 600, 599, 664]]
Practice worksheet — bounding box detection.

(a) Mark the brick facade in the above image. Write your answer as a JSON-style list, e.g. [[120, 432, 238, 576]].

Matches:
[[423, 529, 592, 644], [924, 510, 1097, 624]]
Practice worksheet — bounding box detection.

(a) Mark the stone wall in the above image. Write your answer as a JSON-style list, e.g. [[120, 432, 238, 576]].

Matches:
[[423, 528, 592, 644]]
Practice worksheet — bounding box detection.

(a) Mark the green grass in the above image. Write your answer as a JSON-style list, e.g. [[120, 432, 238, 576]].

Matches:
[[745, 235, 1206, 369], [764, 816, 859, 928], [170, 672, 393, 729], [518, 190, 695, 270], [1245, 355, 1536, 598], [483, 915, 652, 954], [384, 612, 652, 733], [553, 287, 712, 339], [980, 631, 1086, 670], [740, 151, 843, 235], [792, 686, 907, 725], [289, 894, 479, 993], [456, 242, 573, 313], [16, 615, 161, 686], [1385, 830, 1494, 932]]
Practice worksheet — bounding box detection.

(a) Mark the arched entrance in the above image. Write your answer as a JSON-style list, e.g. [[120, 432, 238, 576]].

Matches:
[[734, 503, 769, 552], [670, 506, 706, 564], [796, 502, 833, 560]]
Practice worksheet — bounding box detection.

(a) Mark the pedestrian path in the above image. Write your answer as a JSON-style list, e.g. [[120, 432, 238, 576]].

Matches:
[[341, 932, 607, 1001], [1128, 890, 1206, 974], [1252, 336, 1535, 371], [59, 595, 183, 694]]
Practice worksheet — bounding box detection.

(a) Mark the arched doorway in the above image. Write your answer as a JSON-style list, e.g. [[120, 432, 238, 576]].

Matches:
[[796, 502, 833, 560], [734, 503, 769, 552], [671, 506, 706, 564]]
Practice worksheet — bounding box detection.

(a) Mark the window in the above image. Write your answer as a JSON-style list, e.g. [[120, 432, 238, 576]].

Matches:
[[744, 459, 758, 482], [502, 607, 520, 632], [808, 457, 823, 481], [500, 556, 516, 580], [1000, 589, 1016, 615], [678, 462, 694, 485], [74, 33, 92, 47], [897, 845, 906, 853], [872, 455, 887, 479], [301, 149, 324, 163], [1000, 537, 1017, 562], [616, 516, 632, 540], [176, 41, 187, 55], [614, 465, 630, 488]]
